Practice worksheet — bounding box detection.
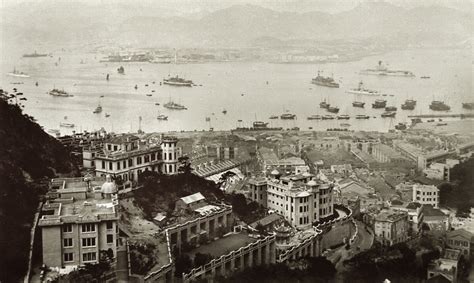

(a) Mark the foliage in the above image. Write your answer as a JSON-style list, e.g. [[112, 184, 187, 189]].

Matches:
[[174, 254, 193, 277], [178, 156, 192, 174], [58, 250, 112, 282], [226, 193, 266, 224], [129, 242, 157, 275], [194, 253, 213, 267], [439, 157, 474, 215]]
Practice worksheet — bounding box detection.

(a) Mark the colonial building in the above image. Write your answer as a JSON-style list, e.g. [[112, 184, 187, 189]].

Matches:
[[248, 171, 334, 229], [374, 209, 409, 246], [83, 134, 181, 182], [38, 176, 119, 270], [413, 184, 439, 208], [446, 229, 474, 260]]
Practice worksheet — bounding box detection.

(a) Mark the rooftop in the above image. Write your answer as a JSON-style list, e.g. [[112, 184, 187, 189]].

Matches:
[[180, 192, 205, 205], [375, 209, 407, 222]]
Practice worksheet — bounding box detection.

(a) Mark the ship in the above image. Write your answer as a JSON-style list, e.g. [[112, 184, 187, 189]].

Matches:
[[93, 104, 102, 114], [420, 76, 431, 79], [381, 111, 396, 118], [269, 115, 279, 119], [355, 115, 370, 119], [346, 81, 381, 96], [429, 101, 450, 111], [253, 121, 269, 129], [337, 115, 350, 120], [352, 101, 365, 108], [385, 106, 397, 112], [164, 101, 187, 110], [372, 99, 387, 109], [280, 113, 296, 120], [360, 61, 415, 77], [157, 114, 168, 121], [49, 89, 73, 97], [163, 75, 193, 87], [311, 71, 339, 88], [327, 106, 339, 114], [101, 53, 152, 62], [462, 102, 474, 110], [117, 66, 125, 74], [7, 68, 30, 78], [319, 100, 330, 109], [322, 115, 335, 120], [59, 122, 75, 128], [307, 115, 322, 120], [23, 51, 48, 58]]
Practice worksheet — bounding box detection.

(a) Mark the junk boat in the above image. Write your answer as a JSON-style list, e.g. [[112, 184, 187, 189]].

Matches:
[[93, 104, 102, 114], [385, 106, 397, 111], [395, 123, 407, 130], [462, 102, 474, 110], [347, 81, 381, 96], [352, 101, 365, 108], [280, 113, 296, 120], [429, 101, 450, 111], [355, 115, 370, 119], [360, 60, 415, 77], [307, 115, 322, 120], [337, 115, 350, 120], [157, 114, 168, 120], [163, 75, 193, 87], [164, 101, 187, 110], [327, 106, 339, 114], [49, 89, 73, 97], [372, 99, 387, 109], [381, 111, 396, 118], [322, 115, 335, 120], [311, 71, 339, 88], [319, 100, 330, 109]]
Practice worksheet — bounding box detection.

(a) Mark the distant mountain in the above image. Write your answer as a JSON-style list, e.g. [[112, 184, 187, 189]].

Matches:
[[2, 2, 470, 48]]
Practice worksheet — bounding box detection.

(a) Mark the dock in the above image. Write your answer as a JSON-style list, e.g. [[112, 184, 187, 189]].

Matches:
[[408, 113, 474, 119]]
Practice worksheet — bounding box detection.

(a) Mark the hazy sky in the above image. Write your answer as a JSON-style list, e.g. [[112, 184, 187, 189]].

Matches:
[[2, 0, 471, 15]]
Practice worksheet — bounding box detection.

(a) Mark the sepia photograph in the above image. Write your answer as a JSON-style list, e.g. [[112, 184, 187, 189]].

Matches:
[[0, 0, 472, 282]]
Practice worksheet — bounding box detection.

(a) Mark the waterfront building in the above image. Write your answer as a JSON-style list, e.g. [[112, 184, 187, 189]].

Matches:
[[38, 176, 119, 270], [374, 209, 409, 246], [248, 171, 334, 229], [84, 134, 181, 182], [413, 184, 439, 208]]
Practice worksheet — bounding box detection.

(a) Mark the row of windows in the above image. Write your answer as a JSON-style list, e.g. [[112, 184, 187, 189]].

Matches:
[[63, 252, 98, 263], [63, 222, 114, 233], [63, 235, 114, 248], [299, 216, 310, 225], [448, 239, 469, 247], [416, 191, 437, 196], [99, 152, 160, 170]]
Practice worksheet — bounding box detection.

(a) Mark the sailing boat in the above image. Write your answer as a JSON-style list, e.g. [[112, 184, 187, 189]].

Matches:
[[93, 97, 102, 114], [7, 67, 30, 78], [157, 107, 168, 120]]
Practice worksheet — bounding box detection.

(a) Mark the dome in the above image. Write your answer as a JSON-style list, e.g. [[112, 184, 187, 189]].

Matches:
[[101, 175, 117, 194], [307, 180, 317, 187], [270, 169, 280, 176]]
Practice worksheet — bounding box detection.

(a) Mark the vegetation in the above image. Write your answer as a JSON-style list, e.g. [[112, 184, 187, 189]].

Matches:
[[225, 193, 267, 224], [129, 242, 158, 275], [57, 250, 114, 282], [438, 157, 474, 216], [0, 94, 77, 282], [218, 257, 336, 283]]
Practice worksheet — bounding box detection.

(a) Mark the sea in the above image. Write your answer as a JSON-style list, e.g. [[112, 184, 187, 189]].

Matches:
[[1, 47, 472, 135]]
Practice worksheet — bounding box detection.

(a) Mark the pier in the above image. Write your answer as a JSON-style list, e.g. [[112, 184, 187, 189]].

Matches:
[[408, 113, 474, 119]]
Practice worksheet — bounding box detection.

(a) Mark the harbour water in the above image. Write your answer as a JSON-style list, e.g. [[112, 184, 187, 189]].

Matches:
[[1, 47, 471, 135]]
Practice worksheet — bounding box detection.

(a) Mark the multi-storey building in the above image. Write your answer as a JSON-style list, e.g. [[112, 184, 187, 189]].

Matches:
[[38, 176, 119, 269], [413, 184, 439, 208], [446, 229, 474, 260], [248, 171, 334, 229], [83, 134, 181, 182], [374, 209, 409, 246]]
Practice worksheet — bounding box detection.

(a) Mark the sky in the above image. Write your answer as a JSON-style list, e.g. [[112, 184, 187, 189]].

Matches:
[[2, 0, 471, 16]]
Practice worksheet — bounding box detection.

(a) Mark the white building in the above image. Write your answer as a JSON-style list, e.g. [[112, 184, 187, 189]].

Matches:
[[413, 184, 439, 208]]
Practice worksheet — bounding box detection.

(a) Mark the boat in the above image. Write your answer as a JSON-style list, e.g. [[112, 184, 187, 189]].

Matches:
[[372, 99, 387, 109], [105, 113, 110, 118], [59, 122, 75, 128], [163, 75, 193, 87], [117, 66, 125, 74], [462, 102, 474, 110], [93, 104, 102, 114], [385, 106, 397, 111], [307, 115, 322, 120], [269, 115, 279, 119], [346, 81, 381, 96], [355, 115, 370, 119], [360, 60, 415, 77], [157, 114, 168, 121], [381, 111, 396, 118], [101, 53, 152, 62], [405, 99, 417, 106], [49, 89, 73, 97], [401, 103, 415, 110], [146, 94, 152, 97], [280, 113, 296, 120], [222, 109, 227, 114], [7, 68, 30, 78], [322, 115, 335, 120], [395, 123, 407, 130], [337, 115, 350, 120], [340, 123, 351, 127], [352, 101, 365, 108], [436, 123, 448, 126], [327, 106, 339, 113], [155, 103, 160, 106], [23, 51, 48, 58], [311, 71, 339, 88], [319, 100, 330, 109], [253, 121, 269, 129], [429, 101, 450, 111], [420, 76, 430, 79], [164, 101, 187, 110]]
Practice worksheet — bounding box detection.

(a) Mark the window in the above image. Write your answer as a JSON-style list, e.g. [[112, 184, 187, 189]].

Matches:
[[82, 252, 96, 262], [63, 224, 73, 233], [137, 157, 142, 165], [107, 234, 114, 244], [63, 238, 73, 247], [101, 161, 105, 169], [82, 223, 96, 233], [128, 159, 133, 167], [109, 162, 112, 170], [169, 153, 172, 160], [123, 160, 127, 169], [106, 221, 113, 230], [117, 162, 121, 170], [151, 153, 156, 161], [144, 155, 150, 163], [82, 237, 96, 247], [64, 253, 74, 262]]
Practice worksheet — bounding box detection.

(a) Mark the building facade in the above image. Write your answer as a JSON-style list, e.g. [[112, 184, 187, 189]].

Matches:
[[413, 184, 439, 208], [374, 209, 409, 246], [446, 229, 474, 260]]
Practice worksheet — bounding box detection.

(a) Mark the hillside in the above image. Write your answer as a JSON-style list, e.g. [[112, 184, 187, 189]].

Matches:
[[0, 93, 78, 282]]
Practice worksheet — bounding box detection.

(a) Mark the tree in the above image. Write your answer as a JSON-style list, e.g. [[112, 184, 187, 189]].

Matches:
[[255, 222, 266, 235], [306, 256, 336, 279], [178, 156, 192, 174], [194, 253, 213, 267], [174, 254, 193, 277]]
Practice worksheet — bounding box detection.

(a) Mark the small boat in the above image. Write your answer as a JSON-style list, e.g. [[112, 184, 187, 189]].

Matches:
[[35, 82, 39, 86], [327, 106, 339, 113], [319, 100, 330, 109], [307, 115, 322, 120], [381, 111, 396, 118], [164, 101, 187, 110], [117, 66, 125, 74], [401, 103, 415, 110], [337, 115, 350, 120], [385, 106, 397, 112], [145, 84, 149, 87], [59, 122, 75, 128], [420, 76, 430, 79], [105, 113, 110, 118], [146, 94, 152, 97], [280, 113, 296, 120], [355, 115, 370, 119], [155, 102, 160, 106], [340, 123, 351, 127], [93, 104, 102, 114], [322, 115, 335, 120], [436, 123, 448, 126], [134, 85, 138, 90], [429, 101, 450, 111], [157, 114, 168, 121], [48, 129, 60, 135], [7, 68, 30, 78], [269, 115, 279, 119], [222, 109, 227, 114], [49, 89, 73, 97], [395, 123, 407, 130], [462, 102, 474, 110], [352, 101, 365, 108], [163, 75, 193, 87], [372, 99, 387, 109], [205, 117, 211, 122], [151, 90, 155, 93], [106, 74, 109, 81]]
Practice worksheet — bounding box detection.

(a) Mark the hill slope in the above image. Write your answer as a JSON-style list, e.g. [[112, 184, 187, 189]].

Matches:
[[0, 95, 77, 282]]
